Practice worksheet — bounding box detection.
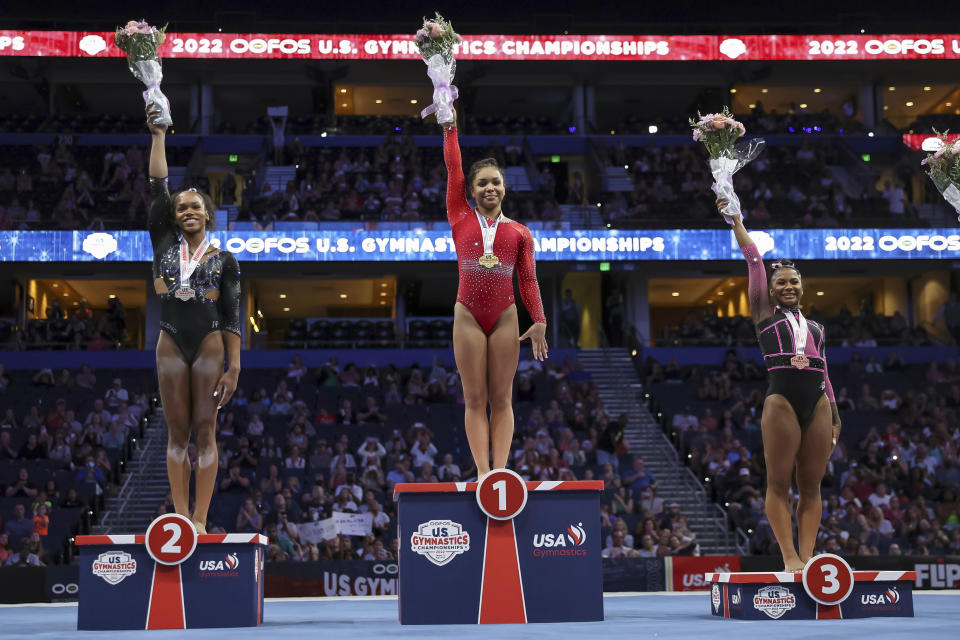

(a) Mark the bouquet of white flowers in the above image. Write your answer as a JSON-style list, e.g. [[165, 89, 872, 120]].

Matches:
[[115, 20, 171, 126], [414, 13, 461, 126], [921, 131, 960, 221], [690, 107, 765, 225]]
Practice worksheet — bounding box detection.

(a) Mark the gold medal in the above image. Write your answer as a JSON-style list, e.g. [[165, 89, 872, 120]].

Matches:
[[479, 253, 500, 268]]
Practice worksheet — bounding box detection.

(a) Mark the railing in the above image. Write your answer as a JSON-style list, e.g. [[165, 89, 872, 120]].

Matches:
[[98, 415, 156, 533]]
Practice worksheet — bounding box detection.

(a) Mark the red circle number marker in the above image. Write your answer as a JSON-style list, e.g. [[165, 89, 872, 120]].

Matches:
[[145, 513, 198, 566], [476, 469, 528, 520], [802, 553, 855, 606]]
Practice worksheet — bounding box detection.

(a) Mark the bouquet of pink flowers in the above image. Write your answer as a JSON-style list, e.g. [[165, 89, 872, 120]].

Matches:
[[921, 130, 960, 220], [114, 20, 171, 126], [690, 107, 764, 225], [414, 12, 461, 126]]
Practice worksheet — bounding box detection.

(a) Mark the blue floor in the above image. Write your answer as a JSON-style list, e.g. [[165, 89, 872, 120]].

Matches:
[[2, 593, 956, 639]]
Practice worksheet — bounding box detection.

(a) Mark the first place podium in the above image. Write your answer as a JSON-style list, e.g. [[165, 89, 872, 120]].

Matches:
[[395, 470, 604, 625], [75, 514, 267, 630]]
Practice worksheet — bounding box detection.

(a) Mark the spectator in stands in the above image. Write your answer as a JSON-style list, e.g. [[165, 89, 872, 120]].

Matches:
[[357, 397, 386, 424], [602, 529, 639, 558], [104, 377, 128, 410], [410, 428, 438, 468], [32, 504, 49, 536], [287, 354, 307, 383], [622, 458, 658, 497], [19, 433, 46, 460], [356, 437, 386, 467], [236, 498, 263, 533], [386, 458, 414, 487], [438, 453, 461, 480], [102, 419, 126, 451], [3, 504, 32, 547], [75, 456, 105, 490], [85, 398, 111, 427], [75, 363, 96, 389], [6, 469, 38, 497], [0, 432, 16, 460]]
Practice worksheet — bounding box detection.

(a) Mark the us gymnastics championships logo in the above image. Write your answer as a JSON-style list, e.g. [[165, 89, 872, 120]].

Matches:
[[410, 520, 470, 567], [753, 585, 797, 619], [92, 551, 137, 585]]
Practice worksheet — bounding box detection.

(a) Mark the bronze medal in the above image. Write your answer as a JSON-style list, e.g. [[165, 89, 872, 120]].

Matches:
[[790, 354, 810, 370]]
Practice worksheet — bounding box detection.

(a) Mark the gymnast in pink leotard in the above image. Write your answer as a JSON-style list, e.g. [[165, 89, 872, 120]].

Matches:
[[441, 111, 547, 480]]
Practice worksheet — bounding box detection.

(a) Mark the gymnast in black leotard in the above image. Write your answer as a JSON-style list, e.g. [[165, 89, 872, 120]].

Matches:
[[718, 196, 841, 573], [147, 104, 241, 534]]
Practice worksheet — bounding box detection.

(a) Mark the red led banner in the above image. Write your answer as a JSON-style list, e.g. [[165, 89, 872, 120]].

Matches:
[[2, 30, 960, 61]]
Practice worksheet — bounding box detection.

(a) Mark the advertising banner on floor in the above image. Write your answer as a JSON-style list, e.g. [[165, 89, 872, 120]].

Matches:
[[265, 560, 398, 597]]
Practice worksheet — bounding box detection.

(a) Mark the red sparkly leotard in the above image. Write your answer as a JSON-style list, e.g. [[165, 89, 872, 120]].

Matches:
[[443, 126, 547, 334]]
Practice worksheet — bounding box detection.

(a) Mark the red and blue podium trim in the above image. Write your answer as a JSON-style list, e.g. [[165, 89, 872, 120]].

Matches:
[[395, 477, 603, 625]]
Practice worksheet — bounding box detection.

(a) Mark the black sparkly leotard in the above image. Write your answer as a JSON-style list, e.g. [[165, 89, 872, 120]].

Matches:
[[149, 178, 241, 364]]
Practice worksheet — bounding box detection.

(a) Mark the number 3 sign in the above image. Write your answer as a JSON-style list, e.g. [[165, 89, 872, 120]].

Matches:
[[145, 513, 199, 565], [802, 553, 855, 606], [476, 469, 528, 520]]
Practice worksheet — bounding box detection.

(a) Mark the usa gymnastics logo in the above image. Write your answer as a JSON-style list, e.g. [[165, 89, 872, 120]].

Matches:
[[92, 551, 137, 585], [861, 587, 902, 609], [532, 522, 589, 558], [753, 585, 797, 619], [199, 553, 240, 577], [410, 520, 470, 567]]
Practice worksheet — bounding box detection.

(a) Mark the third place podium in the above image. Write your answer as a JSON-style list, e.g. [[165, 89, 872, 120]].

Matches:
[[395, 470, 604, 625]]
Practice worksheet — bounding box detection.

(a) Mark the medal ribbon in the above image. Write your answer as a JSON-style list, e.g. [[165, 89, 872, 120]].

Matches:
[[179, 237, 210, 291], [475, 210, 503, 257], [781, 308, 809, 358]]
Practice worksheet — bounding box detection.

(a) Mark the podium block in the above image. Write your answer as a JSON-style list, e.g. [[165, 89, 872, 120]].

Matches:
[[706, 569, 916, 620], [395, 478, 604, 625], [76, 532, 267, 630]]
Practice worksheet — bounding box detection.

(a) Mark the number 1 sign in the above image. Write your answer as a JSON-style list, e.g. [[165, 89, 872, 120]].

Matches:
[[475, 469, 528, 520]]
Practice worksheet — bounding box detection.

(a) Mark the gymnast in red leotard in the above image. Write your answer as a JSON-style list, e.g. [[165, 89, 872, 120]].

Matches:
[[442, 108, 548, 480]]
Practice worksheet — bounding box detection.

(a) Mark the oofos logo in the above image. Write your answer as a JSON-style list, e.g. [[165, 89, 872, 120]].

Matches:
[[878, 234, 960, 252], [229, 38, 311, 55]]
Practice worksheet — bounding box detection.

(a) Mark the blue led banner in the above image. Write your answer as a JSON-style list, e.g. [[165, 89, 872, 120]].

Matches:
[[0, 229, 957, 262]]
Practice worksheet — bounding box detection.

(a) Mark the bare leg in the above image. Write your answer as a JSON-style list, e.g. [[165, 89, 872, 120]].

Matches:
[[189, 332, 225, 534], [760, 394, 804, 571], [486, 305, 520, 471], [454, 303, 491, 479], [156, 332, 192, 520], [795, 395, 833, 563]]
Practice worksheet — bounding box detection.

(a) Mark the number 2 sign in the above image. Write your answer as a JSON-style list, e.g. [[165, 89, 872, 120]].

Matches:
[[145, 513, 198, 566]]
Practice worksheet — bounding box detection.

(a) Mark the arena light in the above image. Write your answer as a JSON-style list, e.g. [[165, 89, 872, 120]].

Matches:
[[906, 101, 914, 107], [340, 88, 347, 94], [375, 99, 383, 104], [947, 102, 954, 107], [380, 292, 387, 296], [320, 131, 328, 137], [729, 88, 737, 93], [648, 125, 658, 134], [707, 299, 713, 304], [599, 262, 610, 272], [279, 293, 287, 298], [813, 88, 822, 93], [924, 86, 932, 91], [283, 307, 290, 312], [52, 283, 59, 288], [631, 349, 638, 356], [256, 309, 263, 318], [568, 126, 577, 133], [229, 154, 238, 162], [817, 291, 825, 296], [862, 154, 871, 162], [671, 292, 679, 297], [551, 155, 561, 163], [341, 103, 348, 108], [339, 293, 348, 299], [868, 132, 875, 137], [410, 99, 417, 104], [761, 88, 768, 93], [748, 103, 756, 109], [248, 316, 260, 332], [888, 86, 896, 91], [799, 103, 808, 108], [380, 282, 388, 287], [108, 294, 116, 299]]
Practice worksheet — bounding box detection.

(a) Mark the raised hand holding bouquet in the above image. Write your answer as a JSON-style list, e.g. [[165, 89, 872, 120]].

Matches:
[[921, 131, 960, 221], [690, 107, 765, 225], [115, 20, 172, 126], [414, 13, 461, 126]]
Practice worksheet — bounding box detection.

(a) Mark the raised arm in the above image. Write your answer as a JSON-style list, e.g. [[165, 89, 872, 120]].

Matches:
[[442, 122, 472, 227], [146, 105, 173, 249], [517, 225, 549, 360], [720, 198, 773, 324]]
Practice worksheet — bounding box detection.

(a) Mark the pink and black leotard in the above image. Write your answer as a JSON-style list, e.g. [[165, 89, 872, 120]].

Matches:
[[742, 242, 835, 428], [443, 126, 546, 334]]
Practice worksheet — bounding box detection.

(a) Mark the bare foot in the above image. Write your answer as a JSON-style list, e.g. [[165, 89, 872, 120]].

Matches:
[[192, 520, 207, 535], [783, 558, 805, 572]]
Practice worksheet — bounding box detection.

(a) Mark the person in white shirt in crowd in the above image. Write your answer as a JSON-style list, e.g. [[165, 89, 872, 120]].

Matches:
[[437, 453, 461, 480], [104, 378, 129, 410], [410, 427, 438, 468], [671, 405, 698, 433], [356, 437, 387, 467], [602, 529, 639, 558], [868, 483, 894, 509], [335, 472, 364, 502]]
